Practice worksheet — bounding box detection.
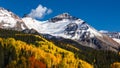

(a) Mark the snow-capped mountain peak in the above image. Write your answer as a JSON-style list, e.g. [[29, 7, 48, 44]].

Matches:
[[33, 14, 120, 52], [23, 13, 103, 41], [48, 13, 80, 22], [0, 7, 120, 52], [42, 13, 102, 38], [0, 7, 20, 20], [0, 7, 27, 31], [55, 13, 73, 19], [31, 13, 119, 52]]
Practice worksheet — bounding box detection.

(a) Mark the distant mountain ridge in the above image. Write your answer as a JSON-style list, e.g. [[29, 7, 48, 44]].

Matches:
[[100, 31, 120, 44], [0, 7, 120, 52], [101, 32, 120, 39]]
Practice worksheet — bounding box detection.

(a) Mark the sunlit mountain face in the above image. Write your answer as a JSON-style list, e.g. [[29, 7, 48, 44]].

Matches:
[[0, 7, 120, 68]]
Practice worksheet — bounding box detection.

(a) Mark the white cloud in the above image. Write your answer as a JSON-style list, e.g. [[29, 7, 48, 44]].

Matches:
[[47, 9, 52, 14], [28, 4, 52, 19]]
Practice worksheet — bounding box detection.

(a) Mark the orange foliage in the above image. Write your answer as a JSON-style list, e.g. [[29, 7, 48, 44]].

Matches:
[[29, 56, 46, 68], [111, 62, 120, 68]]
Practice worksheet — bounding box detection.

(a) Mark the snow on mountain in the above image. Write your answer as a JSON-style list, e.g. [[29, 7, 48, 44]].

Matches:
[[113, 38, 120, 44], [41, 18, 102, 39], [22, 17, 44, 31], [100, 31, 120, 44], [22, 13, 120, 52], [0, 7, 120, 52], [102, 32, 120, 39], [23, 13, 102, 39], [0, 7, 27, 31]]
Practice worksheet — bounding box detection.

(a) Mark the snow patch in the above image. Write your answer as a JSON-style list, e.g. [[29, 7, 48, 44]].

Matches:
[[113, 38, 120, 44]]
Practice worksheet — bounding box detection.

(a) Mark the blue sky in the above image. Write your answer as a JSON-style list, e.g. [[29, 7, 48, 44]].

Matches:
[[0, 0, 120, 31]]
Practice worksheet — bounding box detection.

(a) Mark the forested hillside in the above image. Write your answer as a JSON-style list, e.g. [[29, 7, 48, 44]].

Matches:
[[0, 29, 93, 68], [0, 29, 120, 68], [46, 37, 120, 68]]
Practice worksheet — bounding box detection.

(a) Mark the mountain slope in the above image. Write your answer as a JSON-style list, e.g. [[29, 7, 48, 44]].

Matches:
[[0, 29, 93, 68], [0, 7, 120, 68], [0, 7, 120, 52], [0, 29, 120, 68], [23, 13, 120, 52], [100, 31, 120, 44], [0, 7, 27, 31], [113, 38, 120, 44]]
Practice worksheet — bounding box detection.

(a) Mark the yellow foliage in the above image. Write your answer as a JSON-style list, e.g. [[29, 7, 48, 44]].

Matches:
[[78, 60, 94, 68], [111, 62, 120, 68], [0, 35, 93, 68]]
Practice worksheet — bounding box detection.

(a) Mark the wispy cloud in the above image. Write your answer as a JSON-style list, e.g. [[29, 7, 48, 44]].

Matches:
[[99, 30, 108, 33], [28, 4, 52, 19]]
